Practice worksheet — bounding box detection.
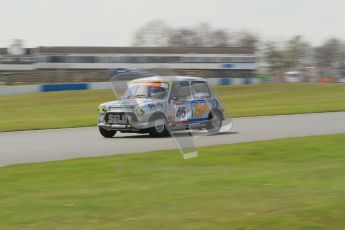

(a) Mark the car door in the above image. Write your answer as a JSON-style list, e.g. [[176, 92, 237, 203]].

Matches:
[[189, 81, 212, 122], [168, 81, 191, 128]]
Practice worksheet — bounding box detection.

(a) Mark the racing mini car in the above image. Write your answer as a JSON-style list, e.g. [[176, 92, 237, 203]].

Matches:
[[98, 76, 226, 137]]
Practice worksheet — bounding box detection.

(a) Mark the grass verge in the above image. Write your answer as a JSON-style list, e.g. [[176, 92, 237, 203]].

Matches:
[[1, 134, 345, 229], [1, 83, 345, 132]]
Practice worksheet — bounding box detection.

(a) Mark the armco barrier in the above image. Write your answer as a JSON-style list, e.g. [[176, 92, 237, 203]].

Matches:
[[218, 78, 261, 85], [220, 78, 231, 85], [0, 78, 264, 95], [40, 83, 89, 92]]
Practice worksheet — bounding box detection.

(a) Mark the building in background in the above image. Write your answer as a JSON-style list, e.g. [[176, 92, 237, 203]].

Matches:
[[0, 46, 256, 83]]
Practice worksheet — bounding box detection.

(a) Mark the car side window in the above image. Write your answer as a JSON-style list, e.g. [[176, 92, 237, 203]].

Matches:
[[170, 81, 191, 100], [191, 81, 211, 99]]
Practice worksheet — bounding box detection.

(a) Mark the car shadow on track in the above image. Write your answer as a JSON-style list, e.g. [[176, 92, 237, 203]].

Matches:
[[206, 131, 239, 136], [114, 131, 239, 139]]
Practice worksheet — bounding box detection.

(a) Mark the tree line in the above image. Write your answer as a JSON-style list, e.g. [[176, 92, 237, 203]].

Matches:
[[133, 20, 345, 76]]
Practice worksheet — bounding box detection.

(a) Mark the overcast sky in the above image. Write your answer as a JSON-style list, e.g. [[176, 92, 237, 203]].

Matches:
[[0, 0, 344, 47]]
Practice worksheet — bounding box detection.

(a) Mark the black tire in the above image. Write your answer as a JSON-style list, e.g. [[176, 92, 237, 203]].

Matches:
[[207, 110, 223, 134], [148, 114, 169, 137], [99, 127, 116, 138]]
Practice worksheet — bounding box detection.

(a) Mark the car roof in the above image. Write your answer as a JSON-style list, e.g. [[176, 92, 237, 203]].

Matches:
[[130, 76, 207, 83]]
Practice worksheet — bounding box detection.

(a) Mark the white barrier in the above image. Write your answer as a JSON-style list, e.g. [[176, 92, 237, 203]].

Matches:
[[0, 85, 40, 95], [0, 78, 263, 95], [88, 82, 112, 90]]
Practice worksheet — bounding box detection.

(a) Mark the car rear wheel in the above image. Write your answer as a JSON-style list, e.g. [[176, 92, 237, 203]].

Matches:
[[99, 127, 117, 138], [207, 110, 222, 134]]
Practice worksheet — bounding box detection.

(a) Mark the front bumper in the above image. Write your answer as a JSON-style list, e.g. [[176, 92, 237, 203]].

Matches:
[[98, 121, 151, 131]]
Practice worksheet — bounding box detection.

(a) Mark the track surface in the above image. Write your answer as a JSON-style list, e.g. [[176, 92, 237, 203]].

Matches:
[[1, 112, 345, 166]]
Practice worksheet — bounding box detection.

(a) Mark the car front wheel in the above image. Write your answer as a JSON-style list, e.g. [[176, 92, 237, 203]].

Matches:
[[148, 114, 169, 137], [99, 127, 117, 138]]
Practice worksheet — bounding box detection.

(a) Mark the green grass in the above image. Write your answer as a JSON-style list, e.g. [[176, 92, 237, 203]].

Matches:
[[217, 83, 345, 117], [1, 134, 345, 229], [0, 90, 114, 132], [1, 83, 345, 132]]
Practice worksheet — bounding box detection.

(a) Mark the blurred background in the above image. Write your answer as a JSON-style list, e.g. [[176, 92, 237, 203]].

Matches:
[[1, 2, 345, 229], [0, 0, 344, 87]]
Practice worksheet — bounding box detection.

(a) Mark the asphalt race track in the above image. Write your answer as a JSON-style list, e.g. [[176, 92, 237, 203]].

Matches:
[[1, 112, 345, 166]]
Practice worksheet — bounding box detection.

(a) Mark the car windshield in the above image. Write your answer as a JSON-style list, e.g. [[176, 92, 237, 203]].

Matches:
[[123, 82, 169, 99]]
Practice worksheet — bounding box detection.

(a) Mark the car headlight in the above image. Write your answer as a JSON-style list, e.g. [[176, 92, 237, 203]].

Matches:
[[98, 105, 106, 115], [135, 107, 145, 116]]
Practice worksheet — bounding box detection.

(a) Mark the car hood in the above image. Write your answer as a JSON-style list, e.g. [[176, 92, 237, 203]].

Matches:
[[101, 98, 164, 109]]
